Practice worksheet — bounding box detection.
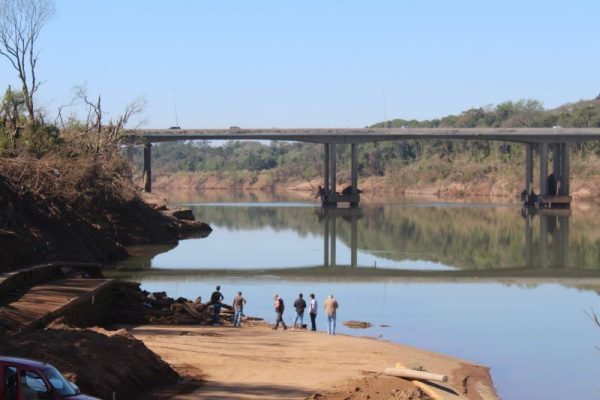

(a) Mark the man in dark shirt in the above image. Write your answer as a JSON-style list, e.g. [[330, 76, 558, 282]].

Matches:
[[293, 293, 307, 330], [210, 285, 224, 326]]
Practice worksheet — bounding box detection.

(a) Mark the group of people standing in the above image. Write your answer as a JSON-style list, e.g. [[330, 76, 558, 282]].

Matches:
[[208, 286, 339, 335], [273, 293, 339, 335]]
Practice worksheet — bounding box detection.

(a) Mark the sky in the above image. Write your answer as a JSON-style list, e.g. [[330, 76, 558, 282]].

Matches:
[[1, 0, 600, 128]]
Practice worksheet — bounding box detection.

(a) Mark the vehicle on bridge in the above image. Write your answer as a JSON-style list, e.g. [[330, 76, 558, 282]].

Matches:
[[0, 356, 99, 399]]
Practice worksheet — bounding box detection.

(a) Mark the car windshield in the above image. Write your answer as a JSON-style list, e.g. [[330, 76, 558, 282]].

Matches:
[[41, 367, 78, 396]]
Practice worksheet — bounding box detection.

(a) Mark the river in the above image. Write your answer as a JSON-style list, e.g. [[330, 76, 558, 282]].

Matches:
[[106, 192, 600, 400]]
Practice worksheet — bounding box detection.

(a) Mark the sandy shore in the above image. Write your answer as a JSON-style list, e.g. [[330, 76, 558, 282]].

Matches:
[[132, 324, 498, 400]]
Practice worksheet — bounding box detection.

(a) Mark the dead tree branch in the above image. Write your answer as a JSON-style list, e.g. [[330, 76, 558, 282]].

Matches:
[[0, 0, 54, 123]]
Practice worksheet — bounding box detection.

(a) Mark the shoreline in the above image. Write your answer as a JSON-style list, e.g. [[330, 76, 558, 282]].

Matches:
[[1, 271, 499, 399], [149, 172, 600, 206]]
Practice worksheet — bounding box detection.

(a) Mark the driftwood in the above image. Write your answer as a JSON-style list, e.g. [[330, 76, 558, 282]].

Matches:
[[343, 320, 372, 329], [384, 367, 448, 383], [385, 362, 449, 400], [181, 303, 205, 321]]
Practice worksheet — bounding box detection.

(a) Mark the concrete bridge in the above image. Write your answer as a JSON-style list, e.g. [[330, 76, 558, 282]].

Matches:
[[127, 127, 600, 208]]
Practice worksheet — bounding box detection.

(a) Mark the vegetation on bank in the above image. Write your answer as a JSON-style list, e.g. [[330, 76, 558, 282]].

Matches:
[[133, 97, 600, 196], [0, 0, 195, 270]]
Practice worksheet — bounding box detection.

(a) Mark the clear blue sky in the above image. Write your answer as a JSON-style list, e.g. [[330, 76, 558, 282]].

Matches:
[[2, 0, 600, 128]]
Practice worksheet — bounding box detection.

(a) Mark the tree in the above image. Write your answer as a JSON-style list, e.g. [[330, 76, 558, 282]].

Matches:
[[0, 0, 55, 124]]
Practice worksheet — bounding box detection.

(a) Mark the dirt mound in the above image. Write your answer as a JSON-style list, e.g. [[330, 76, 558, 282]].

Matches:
[[0, 327, 180, 399], [310, 373, 426, 400]]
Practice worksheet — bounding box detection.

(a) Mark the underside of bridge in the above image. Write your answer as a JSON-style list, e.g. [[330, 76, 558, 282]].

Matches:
[[319, 143, 360, 208], [139, 133, 575, 209], [522, 142, 571, 209]]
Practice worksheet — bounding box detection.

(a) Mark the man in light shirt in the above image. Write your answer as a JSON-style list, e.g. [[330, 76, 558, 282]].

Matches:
[[308, 293, 318, 331], [232, 291, 246, 327], [323, 294, 339, 335]]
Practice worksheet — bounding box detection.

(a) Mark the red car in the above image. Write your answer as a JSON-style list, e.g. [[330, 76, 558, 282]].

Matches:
[[0, 356, 99, 400]]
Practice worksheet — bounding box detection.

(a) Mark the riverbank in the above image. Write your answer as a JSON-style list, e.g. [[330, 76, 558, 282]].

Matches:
[[150, 166, 600, 204], [0, 157, 212, 272], [133, 324, 498, 400]]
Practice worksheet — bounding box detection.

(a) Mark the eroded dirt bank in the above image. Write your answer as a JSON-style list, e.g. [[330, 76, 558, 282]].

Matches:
[[151, 171, 600, 204], [0, 173, 211, 272]]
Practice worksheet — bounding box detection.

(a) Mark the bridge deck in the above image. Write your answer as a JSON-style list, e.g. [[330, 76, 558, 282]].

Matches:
[[128, 127, 600, 144]]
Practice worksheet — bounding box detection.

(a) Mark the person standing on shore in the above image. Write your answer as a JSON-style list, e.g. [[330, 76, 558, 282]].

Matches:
[[324, 294, 339, 335], [232, 291, 246, 327], [308, 293, 318, 331], [273, 294, 287, 330], [210, 285, 224, 326], [293, 293, 307, 330]]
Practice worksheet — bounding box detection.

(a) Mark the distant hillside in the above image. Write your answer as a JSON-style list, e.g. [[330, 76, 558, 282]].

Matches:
[[371, 97, 600, 128], [132, 97, 600, 201]]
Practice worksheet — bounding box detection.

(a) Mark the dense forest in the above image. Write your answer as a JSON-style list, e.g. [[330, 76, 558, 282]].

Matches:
[[134, 97, 600, 197]]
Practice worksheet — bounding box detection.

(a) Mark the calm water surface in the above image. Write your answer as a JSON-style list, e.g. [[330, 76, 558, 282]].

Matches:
[[107, 192, 600, 400]]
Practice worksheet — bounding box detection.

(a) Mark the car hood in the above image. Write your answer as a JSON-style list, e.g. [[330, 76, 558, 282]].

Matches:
[[66, 395, 102, 400]]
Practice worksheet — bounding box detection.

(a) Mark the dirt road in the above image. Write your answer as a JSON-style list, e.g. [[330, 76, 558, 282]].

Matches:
[[133, 324, 498, 400]]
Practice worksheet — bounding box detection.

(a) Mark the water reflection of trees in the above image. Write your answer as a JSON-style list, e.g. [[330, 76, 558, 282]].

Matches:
[[192, 204, 600, 270]]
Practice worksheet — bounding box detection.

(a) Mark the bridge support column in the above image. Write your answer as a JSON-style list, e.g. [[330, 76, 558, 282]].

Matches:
[[552, 144, 561, 183], [329, 144, 337, 206], [143, 143, 152, 193], [560, 143, 570, 196], [525, 143, 533, 194], [350, 143, 359, 207], [323, 143, 330, 200], [539, 143, 548, 196]]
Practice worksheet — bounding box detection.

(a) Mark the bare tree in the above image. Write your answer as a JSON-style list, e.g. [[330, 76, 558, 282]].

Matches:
[[0, 0, 55, 124], [73, 84, 103, 135], [70, 84, 146, 153], [108, 95, 147, 141]]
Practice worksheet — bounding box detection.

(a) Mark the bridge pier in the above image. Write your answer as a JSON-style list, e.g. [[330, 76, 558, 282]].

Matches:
[[323, 143, 330, 201], [350, 143, 358, 207], [320, 142, 361, 208], [560, 143, 570, 196], [525, 143, 533, 195], [143, 142, 152, 193], [522, 142, 571, 208], [331, 143, 337, 205]]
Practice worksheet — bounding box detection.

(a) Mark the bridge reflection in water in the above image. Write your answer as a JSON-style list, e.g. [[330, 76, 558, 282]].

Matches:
[[319, 207, 574, 271], [524, 209, 570, 270], [319, 208, 362, 267], [107, 202, 600, 281]]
